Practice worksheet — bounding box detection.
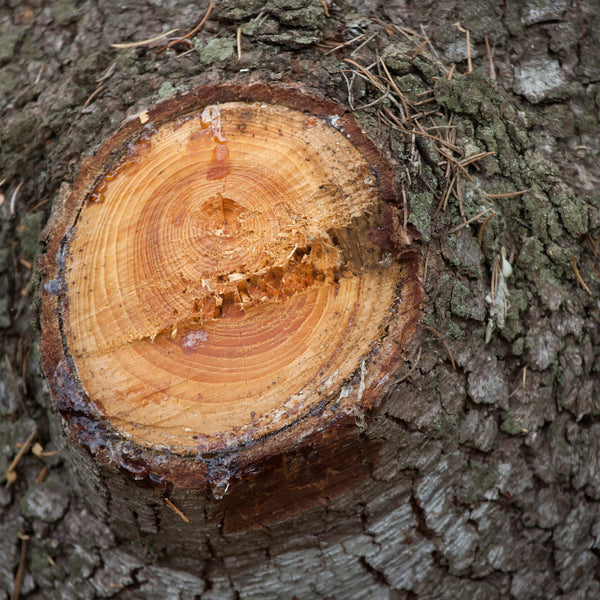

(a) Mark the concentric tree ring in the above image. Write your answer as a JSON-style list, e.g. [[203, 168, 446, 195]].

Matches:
[[40, 84, 423, 491]]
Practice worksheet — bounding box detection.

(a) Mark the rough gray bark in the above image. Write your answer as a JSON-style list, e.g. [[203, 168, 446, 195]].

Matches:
[[1, 1, 600, 599]]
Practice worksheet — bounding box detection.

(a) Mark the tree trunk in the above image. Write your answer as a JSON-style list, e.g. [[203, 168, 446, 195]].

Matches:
[[2, 1, 600, 599]]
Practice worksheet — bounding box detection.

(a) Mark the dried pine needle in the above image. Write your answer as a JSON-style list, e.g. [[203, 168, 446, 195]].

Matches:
[[165, 497, 190, 523], [454, 22, 472, 73], [447, 208, 494, 234], [485, 189, 529, 199], [166, 1, 214, 49], [11, 537, 27, 600], [36, 465, 49, 484], [573, 256, 592, 296], [379, 57, 412, 127], [236, 27, 242, 61], [396, 346, 422, 383], [343, 58, 386, 92], [10, 180, 23, 214], [79, 85, 105, 114], [460, 151, 496, 167], [485, 36, 495, 80], [5, 427, 37, 484], [410, 39, 429, 61], [478, 211, 497, 245], [111, 29, 180, 49], [424, 326, 456, 369]]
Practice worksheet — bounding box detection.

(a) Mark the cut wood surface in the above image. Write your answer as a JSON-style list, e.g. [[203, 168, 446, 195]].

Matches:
[[6, 1, 600, 597], [40, 85, 422, 489]]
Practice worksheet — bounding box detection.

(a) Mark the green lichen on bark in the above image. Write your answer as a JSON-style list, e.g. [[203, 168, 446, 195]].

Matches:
[[430, 67, 593, 367]]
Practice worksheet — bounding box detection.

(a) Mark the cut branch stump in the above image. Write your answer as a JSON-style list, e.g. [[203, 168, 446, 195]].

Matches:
[[39, 84, 423, 533]]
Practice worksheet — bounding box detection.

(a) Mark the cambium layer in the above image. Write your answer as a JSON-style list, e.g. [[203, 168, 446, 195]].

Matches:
[[39, 84, 423, 492]]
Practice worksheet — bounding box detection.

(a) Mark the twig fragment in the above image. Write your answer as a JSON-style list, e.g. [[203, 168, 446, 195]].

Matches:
[[236, 27, 242, 62], [319, 0, 330, 17], [32, 442, 60, 458]]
